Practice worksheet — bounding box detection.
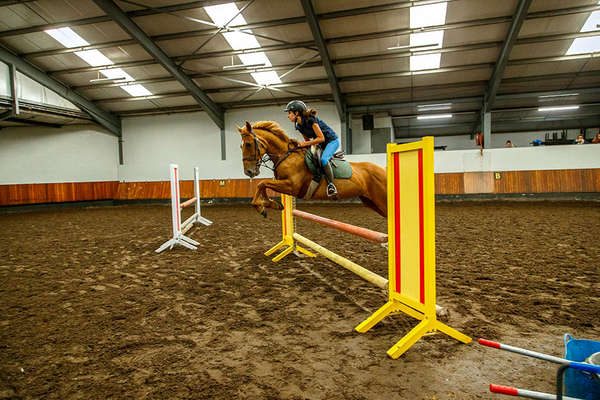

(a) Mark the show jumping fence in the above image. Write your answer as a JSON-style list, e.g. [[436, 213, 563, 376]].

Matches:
[[265, 137, 471, 358], [155, 164, 212, 253]]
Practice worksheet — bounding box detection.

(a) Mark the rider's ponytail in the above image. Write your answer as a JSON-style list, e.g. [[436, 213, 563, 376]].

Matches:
[[302, 108, 317, 118]]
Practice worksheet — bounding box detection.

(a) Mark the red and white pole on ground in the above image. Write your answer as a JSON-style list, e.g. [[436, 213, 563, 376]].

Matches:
[[479, 339, 600, 400], [489, 384, 581, 400], [479, 338, 570, 364]]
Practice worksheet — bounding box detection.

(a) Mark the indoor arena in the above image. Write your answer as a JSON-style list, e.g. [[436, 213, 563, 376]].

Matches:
[[1, 1, 599, 399]]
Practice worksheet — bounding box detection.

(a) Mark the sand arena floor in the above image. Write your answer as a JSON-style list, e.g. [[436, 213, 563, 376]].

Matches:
[[0, 201, 599, 399]]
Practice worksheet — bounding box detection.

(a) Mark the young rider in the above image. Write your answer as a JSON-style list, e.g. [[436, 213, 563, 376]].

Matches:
[[284, 100, 339, 197]]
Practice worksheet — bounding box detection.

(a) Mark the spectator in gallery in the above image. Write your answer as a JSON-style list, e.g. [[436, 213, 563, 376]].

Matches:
[[505, 140, 515, 148], [575, 134, 585, 144], [592, 132, 600, 144]]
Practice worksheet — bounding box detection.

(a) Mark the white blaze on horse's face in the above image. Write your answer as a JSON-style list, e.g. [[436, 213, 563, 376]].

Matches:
[[237, 125, 261, 178]]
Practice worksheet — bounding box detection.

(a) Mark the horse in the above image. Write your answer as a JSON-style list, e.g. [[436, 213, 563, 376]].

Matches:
[[237, 120, 387, 217]]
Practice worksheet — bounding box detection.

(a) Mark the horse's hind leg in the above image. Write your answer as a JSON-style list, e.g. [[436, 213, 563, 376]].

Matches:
[[359, 196, 386, 217]]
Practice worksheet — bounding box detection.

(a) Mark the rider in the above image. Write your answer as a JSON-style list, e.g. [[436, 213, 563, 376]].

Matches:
[[284, 100, 339, 197]]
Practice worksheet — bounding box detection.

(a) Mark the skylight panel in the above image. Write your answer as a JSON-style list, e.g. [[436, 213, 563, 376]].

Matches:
[[251, 71, 281, 85], [410, 31, 444, 50], [238, 52, 271, 67], [204, 3, 281, 86], [566, 5, 600, 55], [580, 10, 600, 32], [566, 36, 600, 55], [45, 28, 151, 97], [74, 50, 114, 67], [45, 27, 88, 47], [410, 3, 447, 28], [410, 53, 441, 71], [204, 3, 246, 27], [121, 84, 152, 97], [222, 31, 261, 50]]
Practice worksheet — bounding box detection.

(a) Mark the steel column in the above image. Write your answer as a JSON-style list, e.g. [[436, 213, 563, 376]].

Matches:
[[8, 63, 18, 116]]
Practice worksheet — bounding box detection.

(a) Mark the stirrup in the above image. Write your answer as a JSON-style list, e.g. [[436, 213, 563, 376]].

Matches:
[[326, 183, 338, 197]]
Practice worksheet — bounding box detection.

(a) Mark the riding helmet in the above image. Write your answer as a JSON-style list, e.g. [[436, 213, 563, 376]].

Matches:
[[284, 100, 307, 113]]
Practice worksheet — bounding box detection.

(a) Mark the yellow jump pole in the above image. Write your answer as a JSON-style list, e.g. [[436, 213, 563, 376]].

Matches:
[[293, 232, 388, 290]]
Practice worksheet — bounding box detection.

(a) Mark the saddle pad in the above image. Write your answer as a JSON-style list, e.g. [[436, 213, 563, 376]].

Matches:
[[305, 150, 352, 179]]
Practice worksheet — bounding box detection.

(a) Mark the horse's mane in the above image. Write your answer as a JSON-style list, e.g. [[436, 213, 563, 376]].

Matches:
[[252, 121, 290, 143]]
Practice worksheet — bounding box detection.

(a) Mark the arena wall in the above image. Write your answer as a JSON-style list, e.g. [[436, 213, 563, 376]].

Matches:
[[0, 104, 599, 206]]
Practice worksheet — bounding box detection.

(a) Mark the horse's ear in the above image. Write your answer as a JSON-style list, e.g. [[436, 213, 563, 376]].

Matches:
[[236, 126, 243, 133], [245, 121, 252, 133]]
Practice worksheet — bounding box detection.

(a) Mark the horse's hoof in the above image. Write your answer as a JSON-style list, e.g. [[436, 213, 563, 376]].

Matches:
[[260, 209, 267, 218]]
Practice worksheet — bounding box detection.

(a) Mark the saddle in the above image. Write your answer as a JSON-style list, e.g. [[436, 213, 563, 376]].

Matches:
[[305, 145, 352, 179], [302, 145, 352, 200]]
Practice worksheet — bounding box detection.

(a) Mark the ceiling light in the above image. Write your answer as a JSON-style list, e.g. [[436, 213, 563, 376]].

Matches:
[[387, 43, 440, 51], [418, 103, 451, 109], [223, 63, 267, 70], [538, 93, 579, 98], [538, 105, 580, 112], [89, 77, 128, 83], [417, 114, 453, 120]]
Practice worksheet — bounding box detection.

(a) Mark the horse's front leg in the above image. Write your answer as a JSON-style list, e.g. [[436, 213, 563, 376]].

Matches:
[[252, 179, 294, 216]]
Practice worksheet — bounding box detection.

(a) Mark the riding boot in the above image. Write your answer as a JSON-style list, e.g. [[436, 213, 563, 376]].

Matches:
[[323, 162, 338, 198]]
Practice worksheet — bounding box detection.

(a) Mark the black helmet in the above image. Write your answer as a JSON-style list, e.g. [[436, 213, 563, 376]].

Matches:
[[284, 100, 307, 113]]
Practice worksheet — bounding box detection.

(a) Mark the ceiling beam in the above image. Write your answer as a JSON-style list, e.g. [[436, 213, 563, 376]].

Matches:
[[5, 117, 62, 128], [326, 4, 600, 45], [484, 0, 532, 112], [0, 0, 36, 6], [91, 0, 224, 129], [21, 4, 600, 63], [0, 0, 234, 38], [21, 16, 307, 58], [301, 0, 344, 121], [116, 94, 335, 116], [48, 41, 317, 75], [0, 45, 121, 136]]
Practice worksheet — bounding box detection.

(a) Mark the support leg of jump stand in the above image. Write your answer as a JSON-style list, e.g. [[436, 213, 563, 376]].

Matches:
[[196, 216, 213, 226]]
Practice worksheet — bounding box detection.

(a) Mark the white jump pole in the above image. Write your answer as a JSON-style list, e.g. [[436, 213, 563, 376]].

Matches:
[[155, 164, 212, 253]]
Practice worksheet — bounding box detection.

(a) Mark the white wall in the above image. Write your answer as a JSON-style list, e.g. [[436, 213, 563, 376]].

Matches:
[[0, 125, 118, 184], [1, 102, 599, 186], [118, 102, 340, 181]]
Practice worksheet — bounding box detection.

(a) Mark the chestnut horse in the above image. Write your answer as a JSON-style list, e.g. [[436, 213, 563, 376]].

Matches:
[[238, 121, 387, 217]]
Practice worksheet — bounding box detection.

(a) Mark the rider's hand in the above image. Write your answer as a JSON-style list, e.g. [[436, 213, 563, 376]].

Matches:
[[290, 138, 301, 148]]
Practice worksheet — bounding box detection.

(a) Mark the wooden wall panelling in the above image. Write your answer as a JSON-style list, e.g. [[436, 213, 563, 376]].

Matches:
[[582, 169, 600, 192], [463, 172, 494, 194], [435, 173, 464, 195]]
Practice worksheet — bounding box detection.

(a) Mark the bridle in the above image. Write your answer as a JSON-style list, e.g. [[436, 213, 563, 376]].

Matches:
[[241, 130, 302, 175]]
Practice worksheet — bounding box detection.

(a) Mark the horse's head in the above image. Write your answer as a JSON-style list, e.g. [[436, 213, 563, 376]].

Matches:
[[238, 121, 264, 178]]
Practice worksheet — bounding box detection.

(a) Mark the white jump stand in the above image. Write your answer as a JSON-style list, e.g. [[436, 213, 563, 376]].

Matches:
[[156, 164, 212, 253]]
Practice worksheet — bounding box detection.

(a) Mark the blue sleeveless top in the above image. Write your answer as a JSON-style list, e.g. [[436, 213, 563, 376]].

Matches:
[[295, 116, 338, 145]]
